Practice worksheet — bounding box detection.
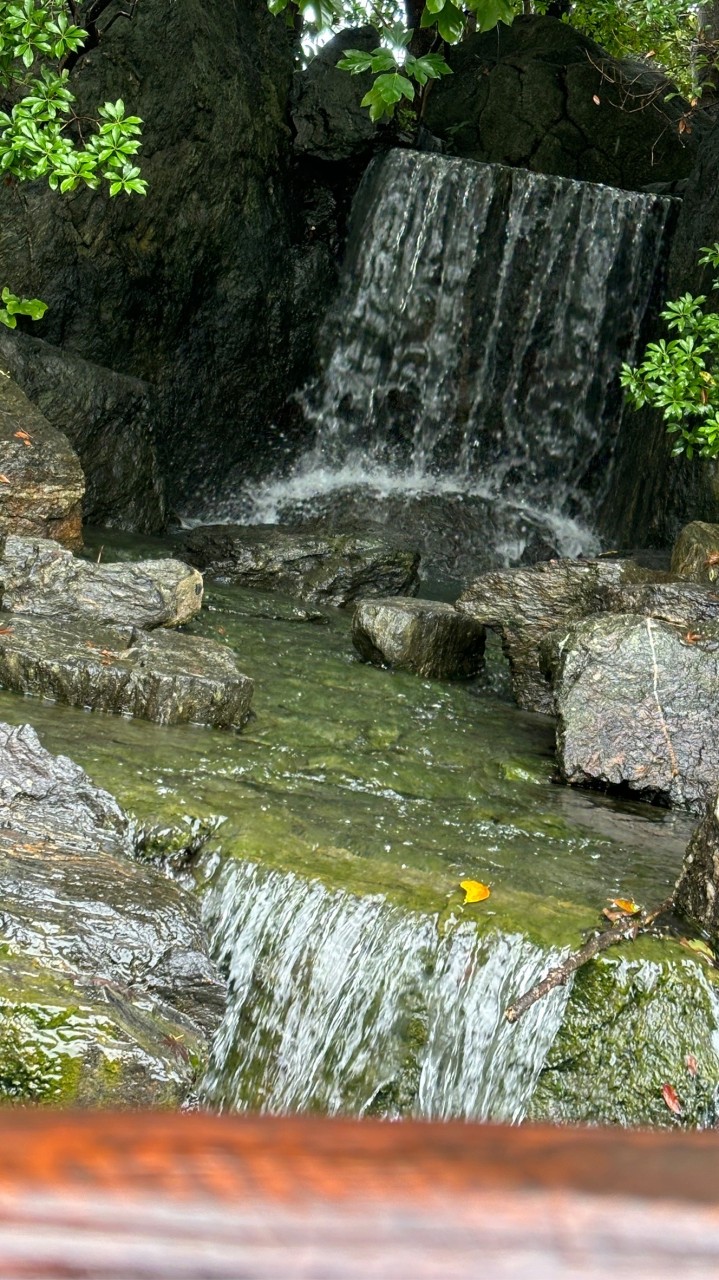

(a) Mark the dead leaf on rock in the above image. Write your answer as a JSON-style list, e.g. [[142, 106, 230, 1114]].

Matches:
[[686, 1054, 698, 1078], [460, 879, 491, 905], [13, 430, 31, 447], [661, 1083, 682, 1116], [0, 474, 9, 484]]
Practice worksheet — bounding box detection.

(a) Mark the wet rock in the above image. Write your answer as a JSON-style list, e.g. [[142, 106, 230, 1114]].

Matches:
[[548, 612, 719, 812], [674, 795, 719, 939], [0, 331, 165, 534], [0, 721, 129, 853], [0, 367, 84, 549], [0, 617, 253, 729], [352, 597, 485, 679], [671, 521, 719, 585], [0, 534, 203, 629], [0, 0, 307, 507], [176, 524, 420, 606], [530, 952, 719, 1127], [424, 16, 701, 189], [0, 722, 226, 1106], [598, 578, 719, 630], [456, 557, 663, 713]]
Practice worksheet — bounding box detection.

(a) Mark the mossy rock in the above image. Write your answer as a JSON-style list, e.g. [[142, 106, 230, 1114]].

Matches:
[[529, 949, 719, 1128], [0, 954, 206, 1107]]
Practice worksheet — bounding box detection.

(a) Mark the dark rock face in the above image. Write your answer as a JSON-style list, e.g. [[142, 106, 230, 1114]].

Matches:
[[177, 524, 421, 605], [0, 0, 302, 506], [0, 616, 254, 728], [0, 332, 165, 534], [423, 17, 699, 188], [0, 722, 226, 1106], [670, 520, 719, 584], [352, 597, 486, 679], [456, 557, 663, 713], [292, 27, 383, 163], [674, 795, 719, 938], [0, 368, 84, 549], [603, 117, 719, 549], [549, 612, 719, 812], [0, 535, 203, 629]]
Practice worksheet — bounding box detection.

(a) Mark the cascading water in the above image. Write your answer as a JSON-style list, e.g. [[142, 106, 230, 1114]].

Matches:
[[200, 149, 677, 578], [200, 861, 569, 1121]]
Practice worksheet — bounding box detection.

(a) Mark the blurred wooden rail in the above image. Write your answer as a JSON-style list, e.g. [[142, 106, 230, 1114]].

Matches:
[[0, 1113, 717, 1277]]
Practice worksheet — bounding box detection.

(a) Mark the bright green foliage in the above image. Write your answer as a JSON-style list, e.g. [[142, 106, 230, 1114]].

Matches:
[[621, 246, 719, 461], [338, 41, 451, 121], [0, 287, 47, 328], [1, 0, 146, 328], [552, 0, 702, 98]]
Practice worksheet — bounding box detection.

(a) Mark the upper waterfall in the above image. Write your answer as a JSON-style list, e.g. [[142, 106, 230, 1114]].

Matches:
[[199, 150, 676, 575]]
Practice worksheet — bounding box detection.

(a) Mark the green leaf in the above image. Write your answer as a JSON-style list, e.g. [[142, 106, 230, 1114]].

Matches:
[[435, 1, 464, 42]]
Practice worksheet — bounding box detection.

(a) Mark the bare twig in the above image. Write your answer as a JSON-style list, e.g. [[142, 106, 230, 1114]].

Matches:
[[504, 897, 675, 1024]]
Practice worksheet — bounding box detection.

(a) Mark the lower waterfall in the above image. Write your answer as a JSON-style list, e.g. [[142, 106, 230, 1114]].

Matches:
[[200, 860, 569, 1121]]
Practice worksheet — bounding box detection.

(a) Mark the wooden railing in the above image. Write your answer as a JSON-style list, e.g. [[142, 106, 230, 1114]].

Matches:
[[0, 1112, 717, 1277]]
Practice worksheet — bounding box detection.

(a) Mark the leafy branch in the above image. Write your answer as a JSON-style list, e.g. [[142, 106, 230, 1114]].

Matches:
[[0, 0, 146, 329], [621, 244, 719, 461]]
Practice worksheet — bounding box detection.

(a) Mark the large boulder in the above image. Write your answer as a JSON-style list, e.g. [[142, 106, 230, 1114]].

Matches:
[[0, 535, 203, 629], [0, 616, 254, 729], [352, 597, 485, 679], [176, 525, 421, 605], [0, 332, 165, 534], [548, 612, 719, 812], [423, 16, 699, 188], [456, 557, 664, 713], [0, 367, 84, 549], [0, 722, 226, 1106], [0, 0, 308, 506]]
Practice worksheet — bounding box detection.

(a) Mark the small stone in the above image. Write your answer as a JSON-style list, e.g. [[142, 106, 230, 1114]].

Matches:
[[0, 534, 203, 629], [352, 597, 485, 679], [176, 524, 420, 606], [671, 520, 719, 585], [0, 617, 253, 729], [0, 367, 84, 549]]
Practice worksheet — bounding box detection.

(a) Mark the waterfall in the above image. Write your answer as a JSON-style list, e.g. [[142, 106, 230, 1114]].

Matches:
[[200, 861, 569, 1120], [202, 149, 676, 575]]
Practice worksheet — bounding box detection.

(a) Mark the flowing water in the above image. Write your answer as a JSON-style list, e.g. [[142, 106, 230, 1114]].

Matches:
[[1, 533, 710, 1124], [197, 149, 676, 578]]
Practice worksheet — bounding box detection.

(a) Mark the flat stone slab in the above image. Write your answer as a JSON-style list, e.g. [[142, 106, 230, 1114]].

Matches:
[[548, 612, 719, 812], [0, 534, 203, 629], [0, 366, 84, 549], [352, 597, 485, 679], [457, 557, 666, 713], [176, 524, 421, 606], [0, 616, 253, 728]]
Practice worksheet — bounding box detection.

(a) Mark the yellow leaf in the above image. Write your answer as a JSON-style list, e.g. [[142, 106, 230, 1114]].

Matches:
[[460, 879, 491, 904], [680, 938, 716, 964], [609, 898, 641, 915]]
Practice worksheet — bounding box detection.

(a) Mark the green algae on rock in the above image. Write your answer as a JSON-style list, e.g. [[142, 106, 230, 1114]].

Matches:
[[529, 946, 719, 1128]]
